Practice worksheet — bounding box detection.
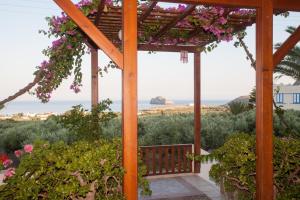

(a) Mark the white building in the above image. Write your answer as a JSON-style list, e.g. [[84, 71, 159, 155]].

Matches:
[[274, 83, 300, 110]]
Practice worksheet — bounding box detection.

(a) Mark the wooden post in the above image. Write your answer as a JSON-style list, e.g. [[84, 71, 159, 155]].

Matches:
[[91, 48, 99, 107], [256, 0, 274, 199], [194, 52, 201, 173], [122, 0, 138, 199]]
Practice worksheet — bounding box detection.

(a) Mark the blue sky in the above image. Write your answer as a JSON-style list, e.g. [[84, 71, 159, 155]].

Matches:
[[0, 0, 299, 102]]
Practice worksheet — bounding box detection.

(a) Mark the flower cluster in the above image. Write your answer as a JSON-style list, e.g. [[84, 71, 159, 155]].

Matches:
[[34, 0, 255, 102], [0, 144, 33, 180]]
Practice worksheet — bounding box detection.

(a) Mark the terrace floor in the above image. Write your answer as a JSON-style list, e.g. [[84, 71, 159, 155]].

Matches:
[[139, 174, 224, 200]]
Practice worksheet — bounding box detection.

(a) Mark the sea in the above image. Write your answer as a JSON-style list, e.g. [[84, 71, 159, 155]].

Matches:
[[0, 100, 229, 115]]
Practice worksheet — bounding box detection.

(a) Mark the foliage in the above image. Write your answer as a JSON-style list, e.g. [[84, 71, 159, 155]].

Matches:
[[195, 133, 300, 200], [227, 101, 252, 115], [0, 118, 70, 153], [54, 99, 117, 141], [1, 110, 300, 153], [138, 113, 194, 146], [0, 139, 151, 200]]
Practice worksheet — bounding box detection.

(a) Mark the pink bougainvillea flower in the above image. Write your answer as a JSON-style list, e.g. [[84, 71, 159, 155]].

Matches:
[[24, 144, 33, 153], [3, 159, 13, 168], [14, 150, 23, 158], [4, 168, 15, 179]]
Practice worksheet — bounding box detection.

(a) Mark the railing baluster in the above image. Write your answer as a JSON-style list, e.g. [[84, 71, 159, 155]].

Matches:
[[159, 146, 163, 174], [171, 146, 175, 173], [177, 145, 181, 173], [164, 146, 169, 174], [145, 147, 149, 175], [189, 146, 193, 172], [152, 147, 156, 175], [183, 146, 187, 172]]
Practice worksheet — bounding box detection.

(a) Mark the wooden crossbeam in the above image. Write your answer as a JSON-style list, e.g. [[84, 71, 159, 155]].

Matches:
[[155, 0, 300, 11], [154, 0, 259, 8], [139, 2, 157, 23], [152, 5, 196, 40], [94, 0, 106, 25], [273, 26, 300, 68], [53, 0, 124, 69], [274, 0, 300, 12], [138, 44, 202, 52]]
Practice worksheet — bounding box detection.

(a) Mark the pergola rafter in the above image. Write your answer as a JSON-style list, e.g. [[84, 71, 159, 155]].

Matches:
[[51, 0, 300, 200]]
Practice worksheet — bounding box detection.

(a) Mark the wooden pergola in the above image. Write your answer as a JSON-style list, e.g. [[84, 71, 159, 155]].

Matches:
[[53, 0, 300, 200]]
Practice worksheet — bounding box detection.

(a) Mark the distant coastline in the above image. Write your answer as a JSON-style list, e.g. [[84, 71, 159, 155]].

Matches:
[[0, 99, 229, 116]]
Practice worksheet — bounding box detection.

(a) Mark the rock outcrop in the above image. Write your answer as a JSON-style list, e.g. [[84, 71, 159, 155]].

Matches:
[[150, 96, 173, 105]]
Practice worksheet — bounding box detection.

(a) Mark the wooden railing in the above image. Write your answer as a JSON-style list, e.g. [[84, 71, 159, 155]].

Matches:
[[140, 144, 193, 176]]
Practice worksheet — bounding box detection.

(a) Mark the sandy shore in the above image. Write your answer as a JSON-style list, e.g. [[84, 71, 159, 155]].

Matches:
[[0, 105, 228, 121], [139, 104, 228, 115]]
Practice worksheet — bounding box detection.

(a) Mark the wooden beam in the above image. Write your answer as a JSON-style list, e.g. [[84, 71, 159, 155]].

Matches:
[[273, 26, 300, 68], [152, 5, 196, 40], [94, 0, 106, 25], [53, 0, 124, 69], [154, 0, 259, 8], [122, 0, 138, 199], [139, 2, 157, 23], [138, 44, 203, 52], [194, 52, 201, 174], [256, 0, 274, 199], [155, 0, 300, 11], [274, 0, 300, 12], [91, 48, 99, 107]]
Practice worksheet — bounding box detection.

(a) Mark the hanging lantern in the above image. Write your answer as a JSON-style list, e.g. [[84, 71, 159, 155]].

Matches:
[[104, 5, 108, 13], [180, 51, 188, 63]]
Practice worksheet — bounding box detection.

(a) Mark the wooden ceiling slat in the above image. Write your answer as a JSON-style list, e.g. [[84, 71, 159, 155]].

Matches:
[[152, 5, 196, 40]]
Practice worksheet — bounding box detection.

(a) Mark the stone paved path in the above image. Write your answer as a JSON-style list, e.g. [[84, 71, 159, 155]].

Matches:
[[139, 174, 224, 200]]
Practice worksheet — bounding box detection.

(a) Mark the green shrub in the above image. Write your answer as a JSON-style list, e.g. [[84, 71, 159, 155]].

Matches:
[[55, 99, 117, 141], [199, 133, 300, 200], [1, 109, 300, 153], [0, 118, 69, 153], [0, 139, 151, 200], [139, 113, 194, 146], [228, 101, 252, 115]]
